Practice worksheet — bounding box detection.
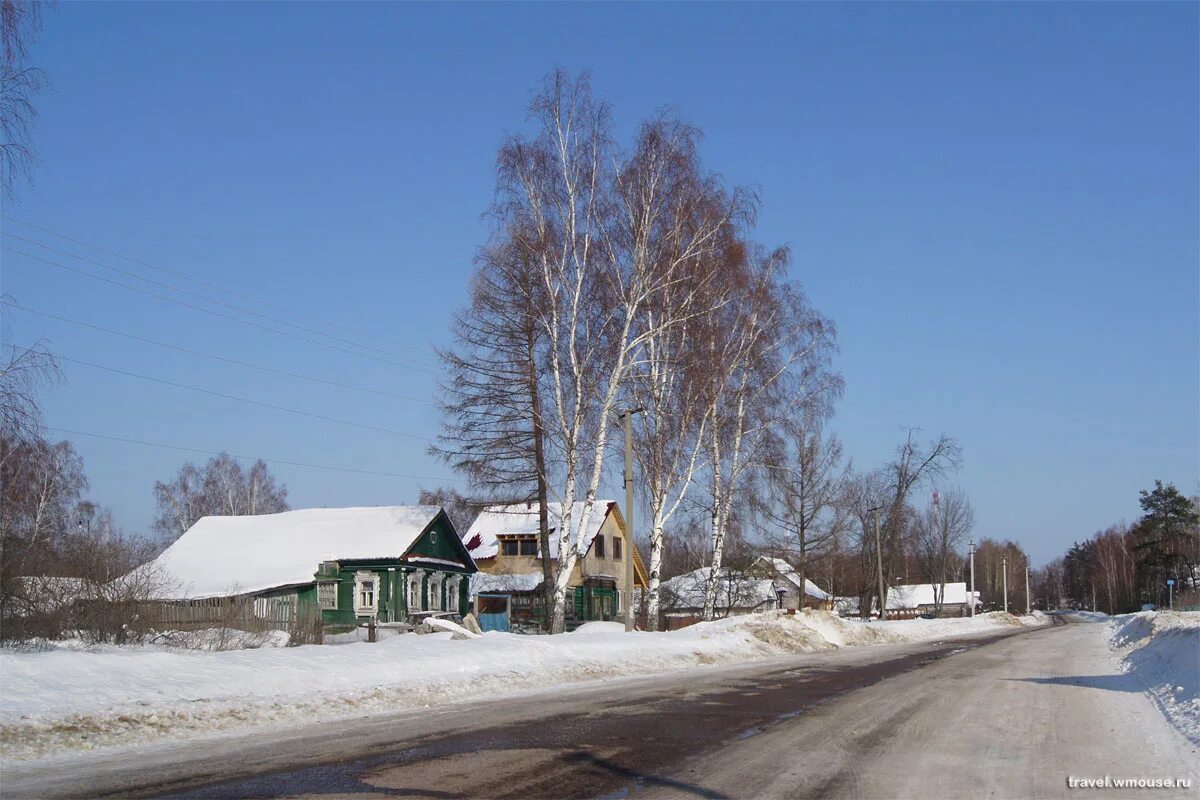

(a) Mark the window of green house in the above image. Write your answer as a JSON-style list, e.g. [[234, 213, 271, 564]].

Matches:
[[355, 570, 377, 614], [317, 582, 337, 610]]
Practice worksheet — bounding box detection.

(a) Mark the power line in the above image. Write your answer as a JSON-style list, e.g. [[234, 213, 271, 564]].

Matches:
[[4, 232, 438, 369], [1, 299, 434, 405], [3, 214, 434, 357], [47, 425, 463, 482], [2, 246, 439, 375], [4, 343, 435, 442]]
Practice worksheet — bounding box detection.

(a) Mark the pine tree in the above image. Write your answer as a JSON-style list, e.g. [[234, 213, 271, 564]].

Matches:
[[1132, 481, 1199, 605]]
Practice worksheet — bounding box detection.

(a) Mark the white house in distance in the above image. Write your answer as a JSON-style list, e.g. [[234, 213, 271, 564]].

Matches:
[[835, 582, 979, 618], [886, 582, 978, 616]]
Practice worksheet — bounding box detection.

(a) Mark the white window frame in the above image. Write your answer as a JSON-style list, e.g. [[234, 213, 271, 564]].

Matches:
[[446, 575, 461, 612], [354, 571, 377, 616], [429, 574, 442, 611], [408, 572, 423, 612], [317, 581, 338, 611]]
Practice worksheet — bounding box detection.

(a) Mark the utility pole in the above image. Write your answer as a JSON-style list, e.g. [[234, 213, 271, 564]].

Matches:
[[1025, 560, 1031, 615], [872, 506, 887, 620], [621, 408, 643, 632], [1002, 555, 1008, 613], [968, 539, 976, 617]]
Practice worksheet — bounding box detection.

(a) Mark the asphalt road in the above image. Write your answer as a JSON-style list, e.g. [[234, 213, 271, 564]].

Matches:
[[4, 620, 1195, 800]]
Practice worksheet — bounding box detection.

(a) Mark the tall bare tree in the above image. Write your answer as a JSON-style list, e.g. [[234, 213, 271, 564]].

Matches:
[[433, 224, 557, 611], [867, 431, 961, 615], [915, 486, 974, 614], [758, 416, 847, 609], [699, 251, 840, 620], [494, 72, 746, 632], [626, 117, 748, 631]]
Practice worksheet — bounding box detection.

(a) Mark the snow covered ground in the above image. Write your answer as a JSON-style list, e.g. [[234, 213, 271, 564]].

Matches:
[[0, 610, 1038, 761], [1106, 610, 1200, 745]]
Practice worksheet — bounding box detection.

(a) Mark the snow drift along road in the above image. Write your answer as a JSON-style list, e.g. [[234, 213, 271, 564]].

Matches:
[[1108, 610, 1200, 745], [0, 610, 1035, 761]]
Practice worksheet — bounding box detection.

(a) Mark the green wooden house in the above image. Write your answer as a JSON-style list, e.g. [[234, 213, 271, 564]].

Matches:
[[146, 506, 477, 634]]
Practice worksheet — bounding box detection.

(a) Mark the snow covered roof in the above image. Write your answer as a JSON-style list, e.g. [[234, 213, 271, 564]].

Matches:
[[756, 557, 831, 600], [469, 572, 544, 598], [148, 506, 447, 598], [463, 501, 617, 561], [661, 567, 782, 611], [886, 582, 976, 610]]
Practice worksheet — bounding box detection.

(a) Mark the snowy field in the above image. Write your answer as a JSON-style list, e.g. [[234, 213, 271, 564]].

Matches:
[[0, 610, 1037, 761]]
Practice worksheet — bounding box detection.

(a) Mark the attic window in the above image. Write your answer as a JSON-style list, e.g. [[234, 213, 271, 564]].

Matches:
[[499, 536, 537, 556], [431, 530, 438, 544]]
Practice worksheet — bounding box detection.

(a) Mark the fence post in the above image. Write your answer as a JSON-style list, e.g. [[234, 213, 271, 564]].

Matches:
[[368, 616, 377, 643]]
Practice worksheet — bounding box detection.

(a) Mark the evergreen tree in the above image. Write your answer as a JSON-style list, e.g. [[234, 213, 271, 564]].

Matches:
[[1131, 480, 1199, 605]]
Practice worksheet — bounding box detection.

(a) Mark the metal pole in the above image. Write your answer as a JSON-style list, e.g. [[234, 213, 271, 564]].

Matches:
[[968, 539, 976, 617], [622, 409, 641, 632], [1025, 561, 1031, 615], [1002, 556, 1008, 614], [873, 508, 887, 620], [1168, 581, 1173, 610]]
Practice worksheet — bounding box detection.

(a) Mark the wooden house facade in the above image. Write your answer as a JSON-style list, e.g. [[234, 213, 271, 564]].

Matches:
[[143, 506, 476, 637], [464, 501, 648, 631]]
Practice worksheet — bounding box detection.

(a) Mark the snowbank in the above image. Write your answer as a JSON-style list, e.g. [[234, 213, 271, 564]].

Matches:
[[861, 610, 1039, 640], [0, 609, 1040, 761], [1107, 611, 1200, 744]]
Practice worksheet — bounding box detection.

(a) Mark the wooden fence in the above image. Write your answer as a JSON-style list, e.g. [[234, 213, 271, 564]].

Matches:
[[131, 596, 323, 644]]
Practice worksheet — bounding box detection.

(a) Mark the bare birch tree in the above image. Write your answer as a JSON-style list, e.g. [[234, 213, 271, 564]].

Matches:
[[626, 119, 747, 631], [494, 72, 747, 632], [152, 454, 289, 544], [699, 251, 840, 620]]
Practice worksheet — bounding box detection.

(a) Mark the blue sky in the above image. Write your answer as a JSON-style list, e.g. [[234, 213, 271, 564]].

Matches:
[[2, 2, 1196, 566]]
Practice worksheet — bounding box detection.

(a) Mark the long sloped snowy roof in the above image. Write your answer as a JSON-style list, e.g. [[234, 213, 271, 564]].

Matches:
[[661, 567, 781, 611], [149, 506, 445, 598], [463, 501, 617, 561], [759, 557, 832, 600]]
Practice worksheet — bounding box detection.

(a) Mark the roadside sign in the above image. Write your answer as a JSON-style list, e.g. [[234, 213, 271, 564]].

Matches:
[[1166, 579, 1175, 586]]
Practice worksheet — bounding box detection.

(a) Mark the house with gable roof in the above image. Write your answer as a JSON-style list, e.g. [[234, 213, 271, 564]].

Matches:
[[748, 556, 834, 611], [143, 506, 477, 634], [463, 500, 647, 630], [657, 566, 784, 629]]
